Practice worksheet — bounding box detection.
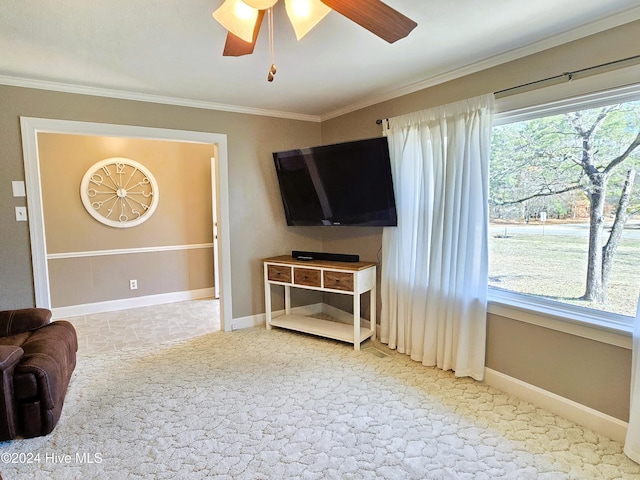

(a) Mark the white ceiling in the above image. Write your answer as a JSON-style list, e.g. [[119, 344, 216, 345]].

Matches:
[[1, 0, 640, 121]]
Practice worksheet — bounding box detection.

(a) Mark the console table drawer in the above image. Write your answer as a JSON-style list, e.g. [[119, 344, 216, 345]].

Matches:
[[323, 271, 354, 291], [267, 265, 292, 283], [294, 268, 321, 287]]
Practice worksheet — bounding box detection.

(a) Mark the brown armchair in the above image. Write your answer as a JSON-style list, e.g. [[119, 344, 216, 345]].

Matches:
[[0, 308, 77, 440]]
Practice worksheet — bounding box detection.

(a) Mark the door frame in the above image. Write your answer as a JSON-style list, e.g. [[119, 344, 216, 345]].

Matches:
[[211, 157, 221, 300], [19, 117, 233, 331]]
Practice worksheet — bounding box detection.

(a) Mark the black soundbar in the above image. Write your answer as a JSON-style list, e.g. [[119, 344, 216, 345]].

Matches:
[[292, 251, 360, 263]]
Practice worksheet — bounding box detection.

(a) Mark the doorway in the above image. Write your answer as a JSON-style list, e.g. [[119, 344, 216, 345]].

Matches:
[[20, 118, 232, 331]]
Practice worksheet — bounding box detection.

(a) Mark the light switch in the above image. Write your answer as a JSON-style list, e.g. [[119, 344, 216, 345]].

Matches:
[[15, 206, 27, 222], [12, 181, 26, 197]]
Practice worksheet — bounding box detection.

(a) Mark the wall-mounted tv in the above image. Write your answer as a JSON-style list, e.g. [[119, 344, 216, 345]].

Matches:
[[273, 137, 397, 227]]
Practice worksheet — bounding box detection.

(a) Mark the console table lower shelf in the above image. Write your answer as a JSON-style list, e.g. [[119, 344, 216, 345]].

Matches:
[[269, 314, 374, 345]]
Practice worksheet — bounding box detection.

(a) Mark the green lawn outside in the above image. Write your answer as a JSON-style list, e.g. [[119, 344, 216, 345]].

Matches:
[[488, 226, 640, 317]]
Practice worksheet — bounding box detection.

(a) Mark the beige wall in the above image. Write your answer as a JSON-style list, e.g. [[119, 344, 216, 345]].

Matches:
[[486, 315, 631, 421], [39, 134, 215, 252], [0, 87, 323, 316], [319, 20, 640, 421], [38, 134, 215, 306]]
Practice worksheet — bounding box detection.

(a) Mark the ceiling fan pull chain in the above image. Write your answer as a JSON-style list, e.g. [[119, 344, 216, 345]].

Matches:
[[267, 7, 277, 82]]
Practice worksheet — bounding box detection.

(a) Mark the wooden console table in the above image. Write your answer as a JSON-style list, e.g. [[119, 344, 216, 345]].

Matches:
[[263, 255, 377, 350]]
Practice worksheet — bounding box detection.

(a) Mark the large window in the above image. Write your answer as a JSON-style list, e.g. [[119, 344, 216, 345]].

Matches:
[[489, 94, 640, 321]]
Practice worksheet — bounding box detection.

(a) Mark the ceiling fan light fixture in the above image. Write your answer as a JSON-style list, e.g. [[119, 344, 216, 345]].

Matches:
[[212, 0, 259, 43], [285, 0, 331, 40], [242, 0, 278, 8]]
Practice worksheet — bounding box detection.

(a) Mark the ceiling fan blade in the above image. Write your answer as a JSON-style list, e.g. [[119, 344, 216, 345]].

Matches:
[[223, 9, 266, 57], [320, 0, 417, 43]]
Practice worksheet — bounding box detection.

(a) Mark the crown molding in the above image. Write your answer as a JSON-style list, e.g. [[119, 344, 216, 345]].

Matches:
[[0, 75, 321, 123], [2, 5, 639, 124], [319, 5, 640, 121]]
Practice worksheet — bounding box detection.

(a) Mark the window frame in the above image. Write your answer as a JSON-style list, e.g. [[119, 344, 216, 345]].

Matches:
[[489, 68, 640, 348]]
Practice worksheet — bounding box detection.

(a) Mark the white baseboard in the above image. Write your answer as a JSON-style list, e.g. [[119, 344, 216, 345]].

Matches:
[[483, 368, 628, 443], [52, 288, 215, 319]]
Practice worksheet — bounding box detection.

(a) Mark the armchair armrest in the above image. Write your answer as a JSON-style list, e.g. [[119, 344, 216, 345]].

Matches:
[[0, 308, 52, 337], [0, 345, 24, 370], [0, 345, 24, 440]]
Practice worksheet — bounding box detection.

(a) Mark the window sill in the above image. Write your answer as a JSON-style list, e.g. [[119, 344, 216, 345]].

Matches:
[[487, 288, 633, 349]]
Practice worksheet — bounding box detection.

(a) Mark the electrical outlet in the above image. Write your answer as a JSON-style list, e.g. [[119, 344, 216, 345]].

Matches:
[[129, 279, 138, 290]]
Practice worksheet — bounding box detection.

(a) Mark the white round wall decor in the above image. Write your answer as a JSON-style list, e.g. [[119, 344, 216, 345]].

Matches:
[[80, 157, 159, 228]]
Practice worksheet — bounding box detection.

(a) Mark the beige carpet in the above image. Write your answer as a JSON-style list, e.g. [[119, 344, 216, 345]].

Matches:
[[1, 326, 639, 479]]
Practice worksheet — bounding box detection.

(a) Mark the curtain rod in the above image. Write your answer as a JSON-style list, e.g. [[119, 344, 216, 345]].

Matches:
[[494, 53, 640, 95], [375, 54, 640, 125]]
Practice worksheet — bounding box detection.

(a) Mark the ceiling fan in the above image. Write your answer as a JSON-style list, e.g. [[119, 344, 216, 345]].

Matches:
[[212, 0, 418, 63]]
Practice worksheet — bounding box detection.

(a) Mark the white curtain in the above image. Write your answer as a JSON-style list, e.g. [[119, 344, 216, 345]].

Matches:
[[380, 94, 495, 381], [625, 296, 640, 463]]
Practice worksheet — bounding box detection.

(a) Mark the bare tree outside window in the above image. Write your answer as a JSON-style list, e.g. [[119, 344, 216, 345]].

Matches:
[[489, 100, 640, 316]]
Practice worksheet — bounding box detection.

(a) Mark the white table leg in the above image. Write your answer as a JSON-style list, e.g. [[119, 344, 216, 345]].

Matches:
[[264, 266, 272, 330], [285, 285, 291, 315], [370, 283, 376, 339], [353, 293, 361, 350]]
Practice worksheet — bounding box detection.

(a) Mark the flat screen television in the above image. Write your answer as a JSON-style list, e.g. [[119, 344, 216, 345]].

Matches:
[[273, 137, 397, 226]]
